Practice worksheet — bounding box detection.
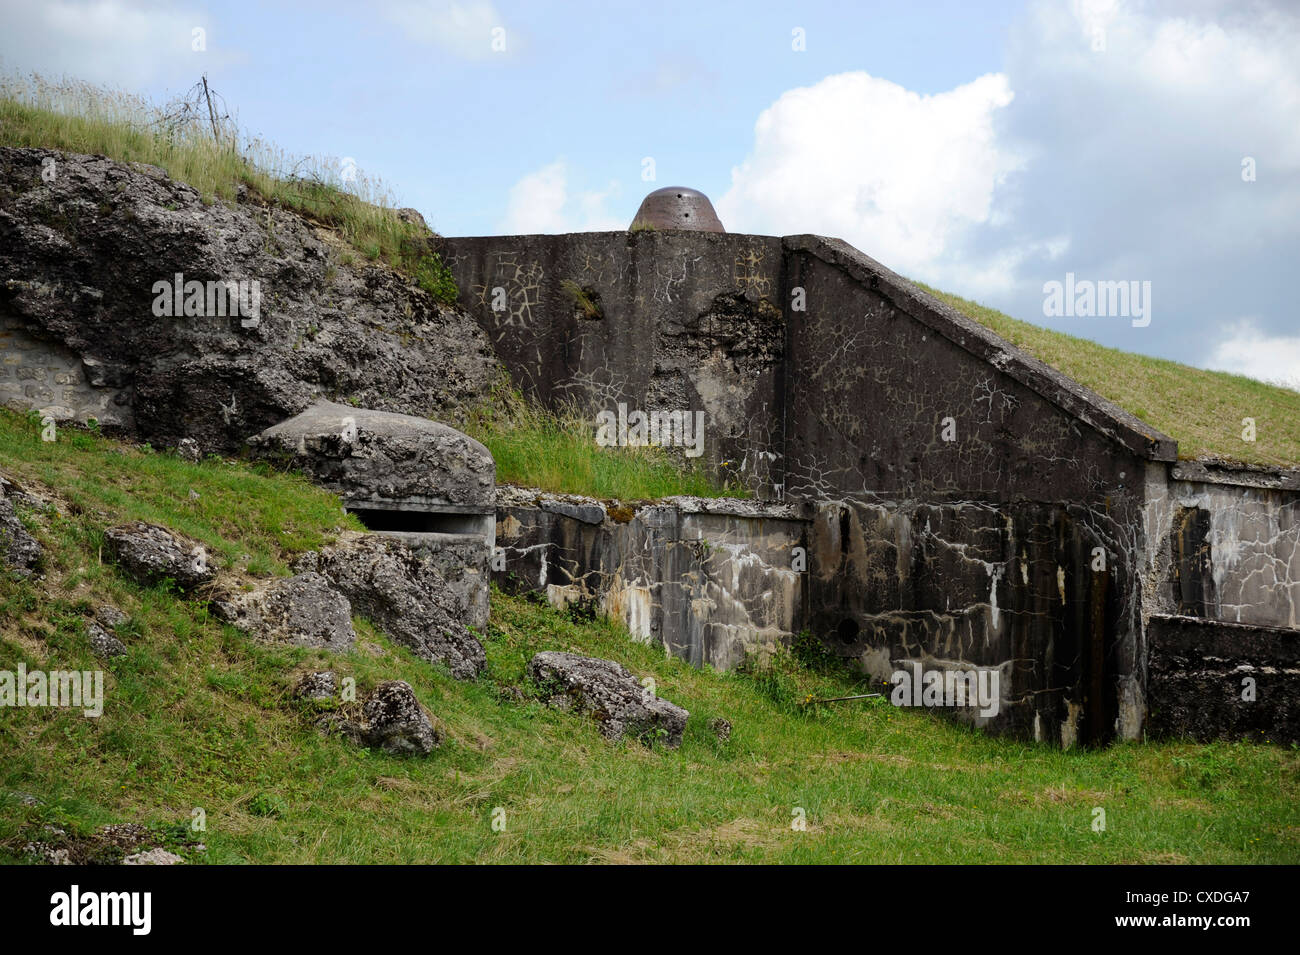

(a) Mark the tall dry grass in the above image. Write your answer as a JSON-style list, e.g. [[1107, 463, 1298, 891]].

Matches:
[[0, 73, 456, 301]]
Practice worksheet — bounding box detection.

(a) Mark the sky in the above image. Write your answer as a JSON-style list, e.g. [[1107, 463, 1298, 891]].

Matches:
[[1, 0, 1297, 387]]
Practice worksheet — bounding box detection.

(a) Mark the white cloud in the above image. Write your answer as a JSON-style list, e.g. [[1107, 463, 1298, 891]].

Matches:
[[378, 1, 510, 59], [711, 0, 1300, 331], [500, 160, 623, 234], [0, 0, 231, 89], [986, 1, 1300, 345], [715, 71, 1024, 285], [1206, 319, 1300, 389], [925, 236, 1068, 302]]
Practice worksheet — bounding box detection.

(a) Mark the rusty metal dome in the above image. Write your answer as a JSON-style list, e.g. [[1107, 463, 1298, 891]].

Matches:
[[629, 186, 725, 232]]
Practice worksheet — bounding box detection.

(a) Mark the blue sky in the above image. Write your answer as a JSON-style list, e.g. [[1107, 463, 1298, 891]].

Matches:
[[2, 0, 1297, 386]]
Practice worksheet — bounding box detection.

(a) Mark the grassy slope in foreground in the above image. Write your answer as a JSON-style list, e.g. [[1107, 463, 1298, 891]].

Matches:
[[921, 284, 1300, 469], [1, 410, 1297, 864]]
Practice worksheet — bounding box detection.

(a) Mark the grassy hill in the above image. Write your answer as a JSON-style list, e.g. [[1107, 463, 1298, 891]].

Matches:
[[921, 284, 1300, 469], [0, 409, 1297, 864]]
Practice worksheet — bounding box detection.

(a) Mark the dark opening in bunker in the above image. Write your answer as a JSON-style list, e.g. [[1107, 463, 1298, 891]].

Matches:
[[836, 618, 860, 644], [348, 508, 490, 537], [1171, 505, 1216, 616]]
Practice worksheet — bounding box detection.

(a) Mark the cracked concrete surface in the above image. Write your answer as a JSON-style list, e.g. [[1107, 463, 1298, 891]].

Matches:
[[495, 494, 806, 671]]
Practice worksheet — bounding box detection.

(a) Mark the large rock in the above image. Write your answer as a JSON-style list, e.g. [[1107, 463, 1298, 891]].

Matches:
[[362, 680, 441, 755], [295, 670, 339, 700], [394, 532, 490, 630], [0, 487, 41, 576], [87, 620, 127, 660], [175, 438, 202, 463], [295, 533, 486, 679], [528, 651, 689, 747], [96, 604, 130, 629], [212, 572, 354, 652], [312, 680, 441, 755], [0, 147, 499, 449], [247, 400, 494, 512], [103, 521, 215, 592]]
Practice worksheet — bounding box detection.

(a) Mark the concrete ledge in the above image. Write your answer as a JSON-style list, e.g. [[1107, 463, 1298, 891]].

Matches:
[[1170, 460, 1300, 492], [495, 485, 810, 522]]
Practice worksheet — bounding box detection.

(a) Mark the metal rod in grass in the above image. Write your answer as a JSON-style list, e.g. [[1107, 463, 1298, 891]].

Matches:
[[800, 692, 883, 706]]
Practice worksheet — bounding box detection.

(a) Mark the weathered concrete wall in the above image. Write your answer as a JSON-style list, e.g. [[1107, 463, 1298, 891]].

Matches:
[[774, 237, 1177, 744], [781, 236, 1171, 503], [808, 498, 1139, 743], [1136, 460, 1300, 742], [494, 491, 808, 670], [1146, 613, 1299, 742], [440, 232, 787, 494], [445, 229, 1188, 745], [441, 231, 1176, 509], [1143, 460, 1300, 631]]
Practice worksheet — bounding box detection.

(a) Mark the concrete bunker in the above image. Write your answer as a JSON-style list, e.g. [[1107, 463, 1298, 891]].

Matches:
[[247, 399, 495, 541], [32, 178, 1279, 748], [247, 400, 496, 628], [438, 188, 1300, 746]]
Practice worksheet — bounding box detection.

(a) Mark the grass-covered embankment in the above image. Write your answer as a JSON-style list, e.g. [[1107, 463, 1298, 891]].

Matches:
[[0, 410, 1296, 864], [922, 284, 1300, 469]]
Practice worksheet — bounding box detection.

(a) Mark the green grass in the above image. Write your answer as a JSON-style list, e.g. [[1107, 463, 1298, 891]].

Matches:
[[921, 284, 1300, 468], [461, 383, 748, 500], [1, 412, 1296, 863], [0, 74, 456, 303], [0, 409, 361, 578]]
